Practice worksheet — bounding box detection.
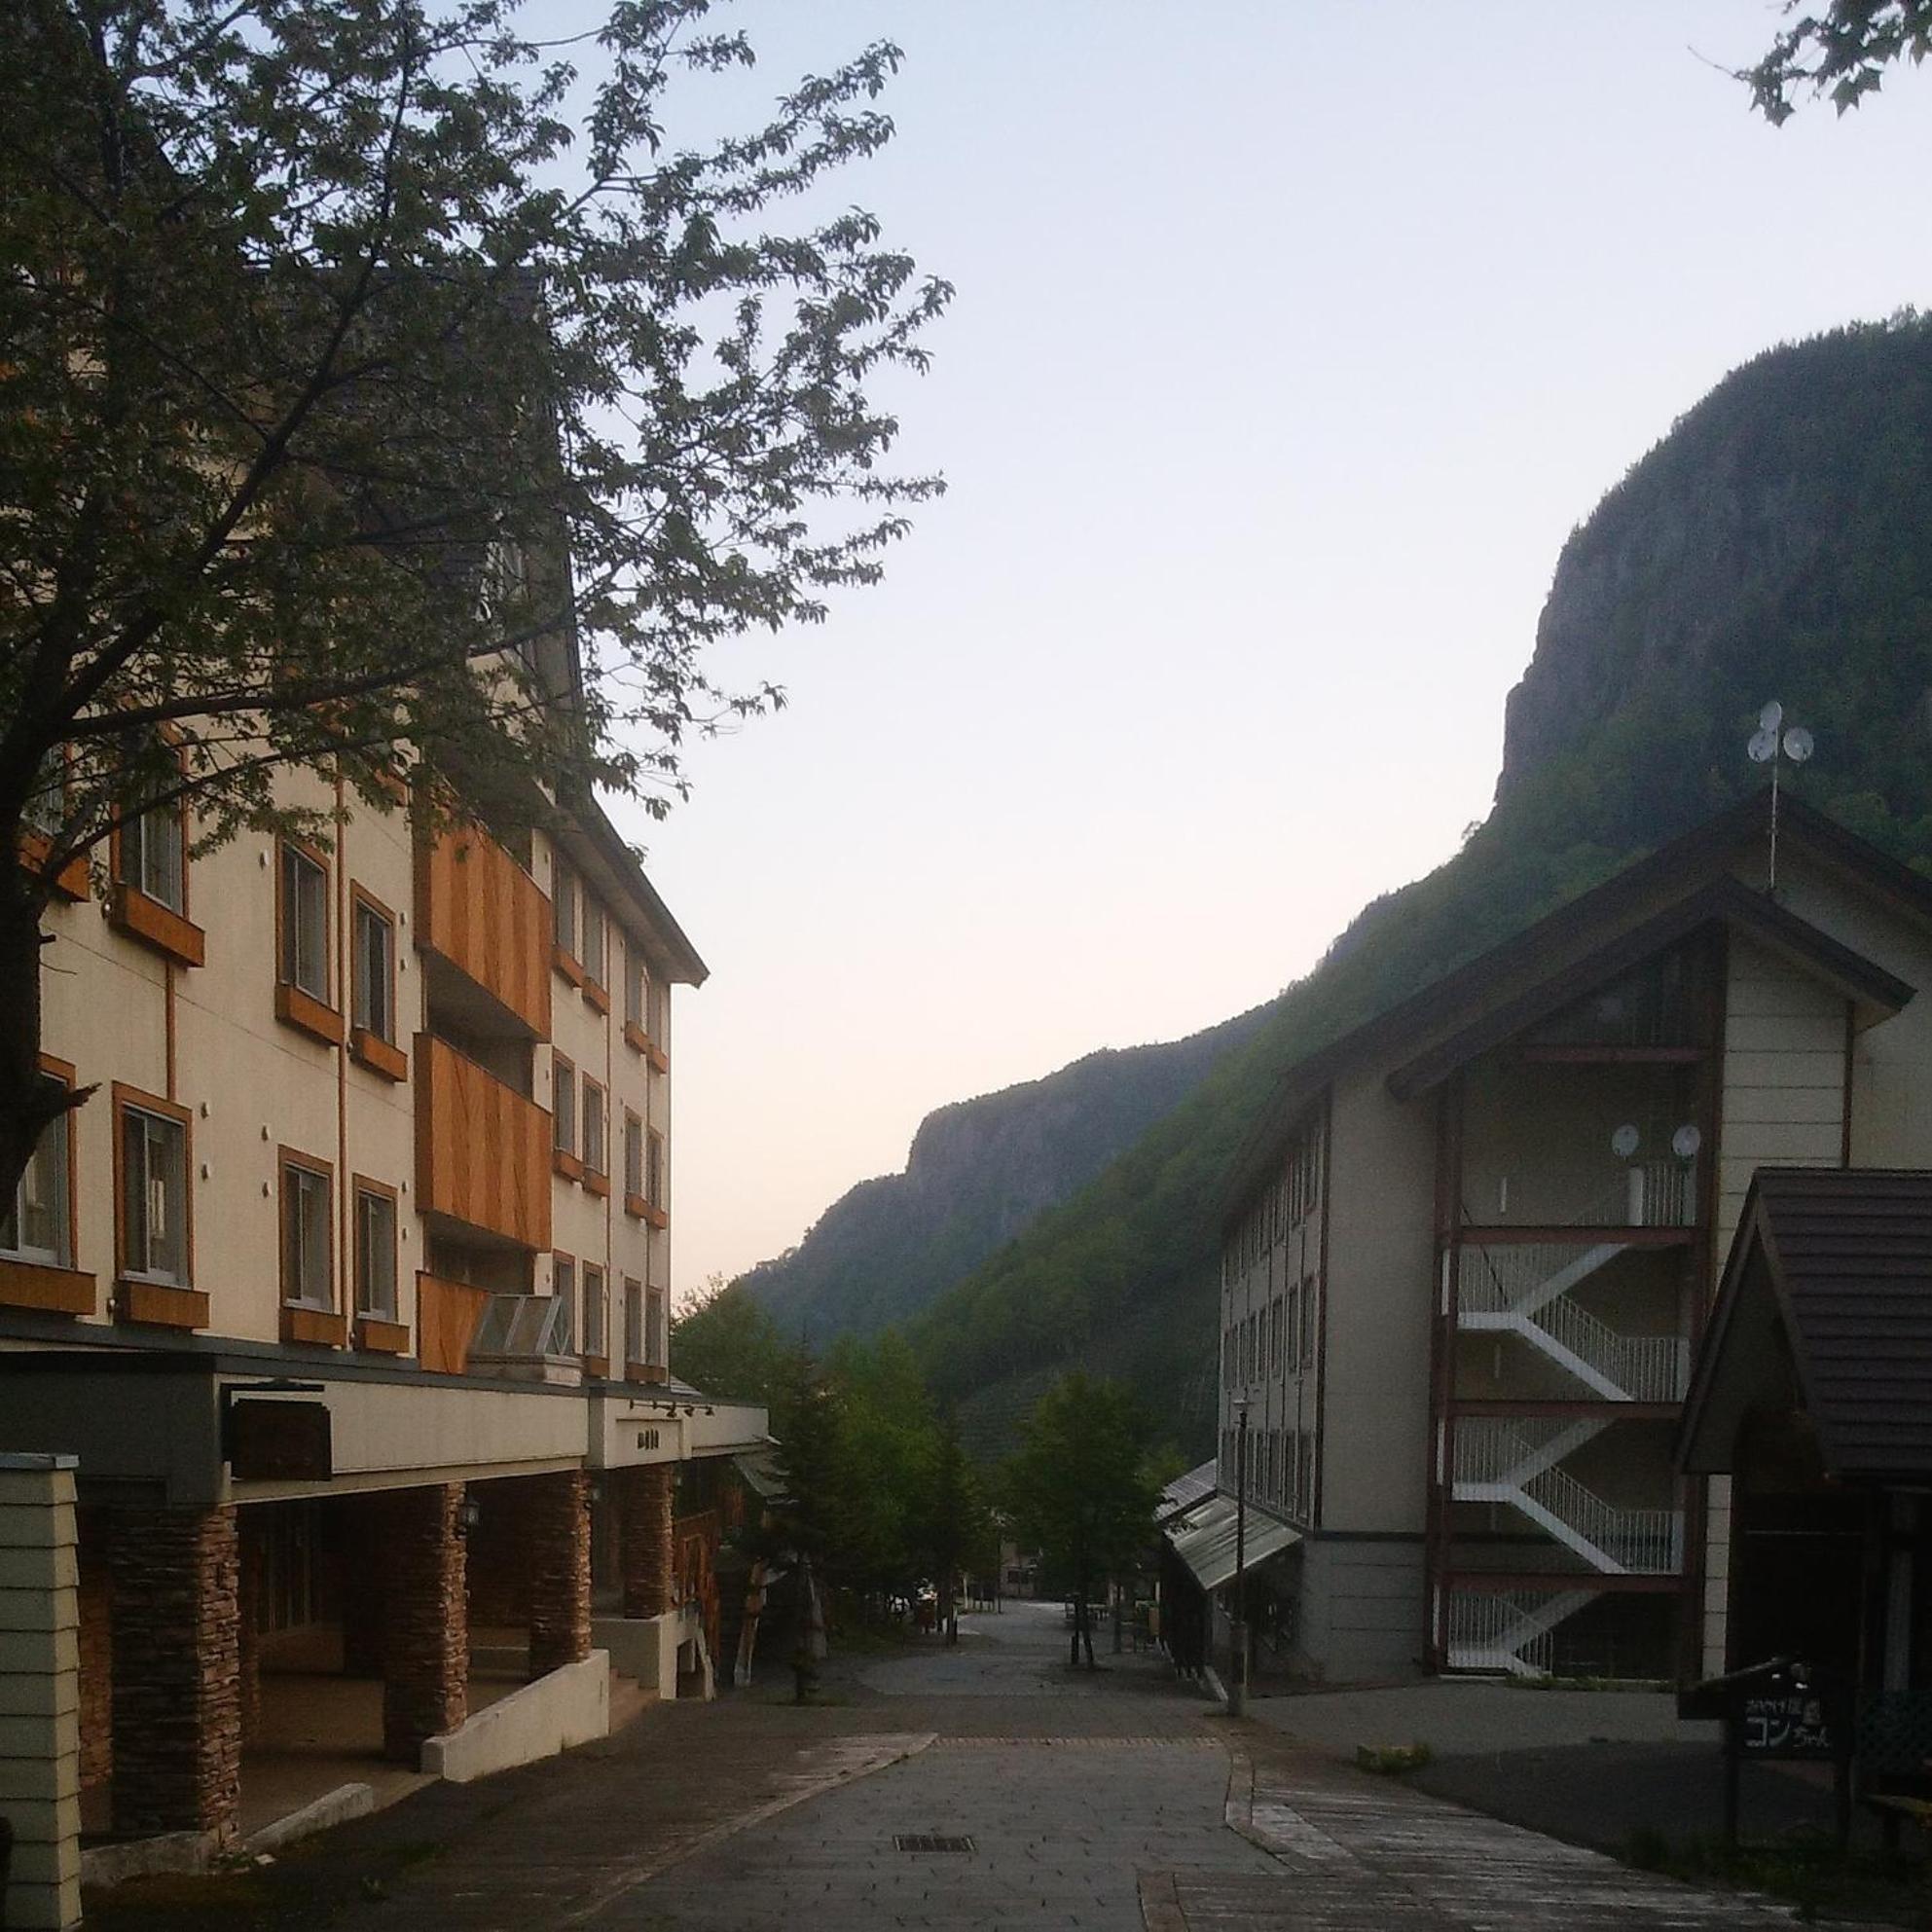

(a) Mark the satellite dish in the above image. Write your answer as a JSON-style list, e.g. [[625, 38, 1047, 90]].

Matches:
[[1759, 700, 1785, 733], [1748, 728, 1777, 764], [1611, 1124, 1641, 1159], [1784, 726, 1814, 764], [1672, 1124, 1702, 1159]]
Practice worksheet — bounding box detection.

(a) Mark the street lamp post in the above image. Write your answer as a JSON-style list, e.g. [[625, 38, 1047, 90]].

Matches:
[[1229, 1395, 1249, 1718]]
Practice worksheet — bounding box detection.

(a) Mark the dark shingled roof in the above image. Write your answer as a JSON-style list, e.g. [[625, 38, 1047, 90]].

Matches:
[[1685, 1169, 1932, 1480]]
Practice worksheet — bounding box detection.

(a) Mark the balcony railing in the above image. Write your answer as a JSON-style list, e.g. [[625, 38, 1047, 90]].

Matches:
[[415, 822, 552, 1037], [415, 1033, 552, 1251]]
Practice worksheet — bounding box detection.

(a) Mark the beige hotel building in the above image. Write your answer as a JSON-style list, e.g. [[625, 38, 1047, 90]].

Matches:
[[0, 753, 765, 1849]]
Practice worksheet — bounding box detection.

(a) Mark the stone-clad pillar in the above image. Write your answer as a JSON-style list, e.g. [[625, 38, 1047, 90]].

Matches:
[[618, 1464, 674, 1621], [105, 1506, 241, 1844], [0, 1454, 83, 1931], [525, 1472, 592, 1677], [379, 1484, 467, 1765]]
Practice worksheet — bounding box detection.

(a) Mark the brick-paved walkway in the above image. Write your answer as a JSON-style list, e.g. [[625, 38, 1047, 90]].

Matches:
[[1211, 1738, 1822, 1930], [90, 1602, 1858, 1931]]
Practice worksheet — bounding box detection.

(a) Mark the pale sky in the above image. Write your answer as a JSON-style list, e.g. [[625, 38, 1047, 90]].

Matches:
[[585, 2, 1932, 1299]]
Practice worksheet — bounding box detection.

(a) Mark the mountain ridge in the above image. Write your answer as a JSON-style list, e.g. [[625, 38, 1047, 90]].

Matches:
[[738, 1002, 1276, 1338]]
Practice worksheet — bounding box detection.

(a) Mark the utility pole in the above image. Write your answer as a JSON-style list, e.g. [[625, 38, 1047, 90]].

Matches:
[[1229, 1396, 1249, 1718]]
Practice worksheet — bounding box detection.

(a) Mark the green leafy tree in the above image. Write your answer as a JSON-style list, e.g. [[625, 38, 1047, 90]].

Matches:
[[0, 0, 947, 1201], [1002, 1372, 1159, 1668], [671, 1277, 786, 1405], [914, 1410, 992, 1643], [1740, 3, 1932, 122]]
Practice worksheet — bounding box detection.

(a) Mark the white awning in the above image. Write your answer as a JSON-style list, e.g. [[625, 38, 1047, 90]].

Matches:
[[1167, 1494, 1299, 1592]]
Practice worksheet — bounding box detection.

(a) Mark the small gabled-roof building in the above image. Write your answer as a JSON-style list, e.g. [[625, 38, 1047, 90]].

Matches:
[[1680, 1168, 1932, 1698], [1205, 792, 1932, 1685]]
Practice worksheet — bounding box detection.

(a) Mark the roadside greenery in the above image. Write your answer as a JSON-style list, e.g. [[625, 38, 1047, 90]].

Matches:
[[674, 1283, 995, 1643], [1000, 1372, 1169, 1669]]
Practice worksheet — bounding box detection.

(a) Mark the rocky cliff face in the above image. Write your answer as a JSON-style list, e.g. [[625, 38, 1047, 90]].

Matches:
[[1496, 317, 1932, 817], [738, 1002, 1274, 1339]]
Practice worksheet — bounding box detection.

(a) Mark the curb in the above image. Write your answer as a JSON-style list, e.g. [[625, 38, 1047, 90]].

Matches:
[[243, 1781, 377, 1856]]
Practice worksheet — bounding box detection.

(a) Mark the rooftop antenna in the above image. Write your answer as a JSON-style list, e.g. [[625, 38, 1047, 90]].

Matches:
[[1747, 701, 1813, 893]]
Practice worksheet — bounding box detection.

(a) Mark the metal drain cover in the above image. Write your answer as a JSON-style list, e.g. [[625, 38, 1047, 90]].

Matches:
[[893, 1835, 975, 1853]]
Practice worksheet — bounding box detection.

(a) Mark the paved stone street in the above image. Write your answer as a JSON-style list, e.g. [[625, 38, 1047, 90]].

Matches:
[[91, 1600, 1855, 1931]]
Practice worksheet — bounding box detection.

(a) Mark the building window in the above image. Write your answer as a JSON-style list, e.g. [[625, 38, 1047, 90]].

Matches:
[[351, 893, 396, 1041], [2, 1062, 73, 1268], [553, 861, 577, 959], [583, 1079, 606, 1178], [553, 1254, 575, 1350], [278, 843, 330, 1001], [280, 1155, 333, 1309], [624, 1111, 643, 1200], [119, 1097, 189, 1284], [120, 801, 186, 912], [581, 897, 606, 990], [353, 1181, 398, 1320], [624, 1275, 642, 1364], [645, 1284, 668, 1370], [583, 1262, 605, 1359], [625, 944, 648, 1033], [646, 1127, 665, 1209], [553, 1056, 576, 1154], [1300, 1279, 1316, 1368]]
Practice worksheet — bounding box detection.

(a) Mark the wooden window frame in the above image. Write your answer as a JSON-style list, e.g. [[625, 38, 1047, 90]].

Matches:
[[644, 1283, 669, 1373], [552, 858, 584, 985], [348, 885, 408, 1080], [552, 1251, 577, 1352], [278, 1147, 344, 1346], [623, 1109, 646, 1219], [0, 1054, 93, 1316], [552, 1052, 583, 1180], [581, 897, 609, 1012], [350, 1174, 408, 1351], [622, 1273, 643, 1371], [19, 751, 89, 901], [582, 1077, 609, 1196], [107, 800, 204, 968], [581, 1261, 607, 1375], [642, 1126, 668, 1228], [111, 1082, 203, 1328], [273, 838, 344, 1046]]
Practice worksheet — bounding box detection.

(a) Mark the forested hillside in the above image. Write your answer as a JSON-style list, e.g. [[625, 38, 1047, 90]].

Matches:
[[739, 1003, 1274, 1338], [910, 314, 1932, 1457]]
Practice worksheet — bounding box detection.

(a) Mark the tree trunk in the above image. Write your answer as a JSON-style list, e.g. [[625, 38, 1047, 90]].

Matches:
[[0, 860, 71, 1211]]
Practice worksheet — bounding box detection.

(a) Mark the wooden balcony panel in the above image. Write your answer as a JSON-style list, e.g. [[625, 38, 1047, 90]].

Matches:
[[414, 1033, 552, 1251], [417, 1271, 491, 1374], [0, 1260, 95, 1316], [118, 1280, 209, 1329], [415, 823, 552, 1038]]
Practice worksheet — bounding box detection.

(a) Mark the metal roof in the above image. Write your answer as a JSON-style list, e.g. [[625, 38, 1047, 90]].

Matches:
[[1165, 1493, 1300, 1592], [1682, 1168, 1932, 1481], [1158, 1458, 1219, 1524]]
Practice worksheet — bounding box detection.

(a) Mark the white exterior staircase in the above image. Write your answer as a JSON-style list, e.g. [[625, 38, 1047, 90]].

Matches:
[[1445, 1587, 1600, 1677], [1458, 1242, 1690, 1403], [1452, 1417, 1683, 1576]]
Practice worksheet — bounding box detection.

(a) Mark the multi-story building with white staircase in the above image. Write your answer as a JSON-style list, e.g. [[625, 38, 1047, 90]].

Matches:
[[1206, 793, 1932, 1683]]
